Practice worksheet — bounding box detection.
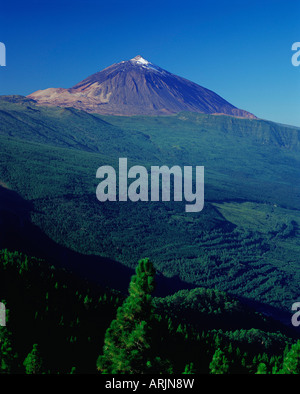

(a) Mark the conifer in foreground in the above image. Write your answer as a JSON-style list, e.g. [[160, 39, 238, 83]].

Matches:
[[97, 258, 162, 374]]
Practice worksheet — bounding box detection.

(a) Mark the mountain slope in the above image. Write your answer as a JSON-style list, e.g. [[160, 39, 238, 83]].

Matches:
[[27, 55, 256, 118], [0, 96, 300, 318], [0, 95, 158, 160]]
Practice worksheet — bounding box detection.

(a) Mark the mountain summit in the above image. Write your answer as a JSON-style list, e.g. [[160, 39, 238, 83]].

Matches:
[[27, 56, 256, 118]]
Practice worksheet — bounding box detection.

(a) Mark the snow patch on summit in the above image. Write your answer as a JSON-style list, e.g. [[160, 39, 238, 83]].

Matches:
[[131, 55, 149, 65], [130, 55, 165, 74]]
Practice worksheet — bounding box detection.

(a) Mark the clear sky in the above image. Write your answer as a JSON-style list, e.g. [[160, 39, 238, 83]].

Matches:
[[0, 0, 299, 126]]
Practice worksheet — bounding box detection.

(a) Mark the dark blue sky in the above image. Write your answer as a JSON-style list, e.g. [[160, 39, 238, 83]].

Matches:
[[0, 0, 299, 126]]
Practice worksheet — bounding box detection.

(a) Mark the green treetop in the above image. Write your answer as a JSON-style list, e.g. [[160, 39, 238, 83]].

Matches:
[[23, 344, 43, 374], [97, 258, 161, 374]]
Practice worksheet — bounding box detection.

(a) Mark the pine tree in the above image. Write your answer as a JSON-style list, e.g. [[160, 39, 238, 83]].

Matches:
[[209, 349, 229, 374], [70, 367, 76, 374], [280, 340, 300, 374], [256, 362, 268, 374], [23, 344, 43, 374], [0, 327, 16, 374], [0, 306, 17, 374], [183, 362, 196, 374], [97, 258, 164, 374]]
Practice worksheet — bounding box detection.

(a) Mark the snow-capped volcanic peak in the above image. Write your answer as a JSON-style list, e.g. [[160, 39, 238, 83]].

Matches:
[[130, 55, 164, 74], [130, 55, 149, 65], [27, 55, 256, 118]]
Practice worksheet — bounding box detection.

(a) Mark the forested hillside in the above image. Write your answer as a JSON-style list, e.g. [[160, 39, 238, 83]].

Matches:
[[0, 250, 298, 374], [0, 96, 299, 345]]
